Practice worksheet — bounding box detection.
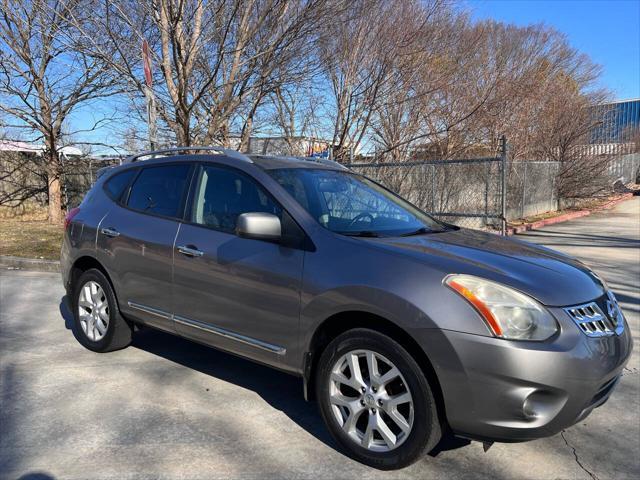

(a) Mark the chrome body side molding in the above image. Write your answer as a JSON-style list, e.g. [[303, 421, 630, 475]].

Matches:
[[128, 301, 172, 320], [127, 301, 285, 355], [173, 314, 286, 355]]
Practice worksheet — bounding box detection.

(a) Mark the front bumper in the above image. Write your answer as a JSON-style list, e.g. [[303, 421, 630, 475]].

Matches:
[[417, 306, 633, 442]]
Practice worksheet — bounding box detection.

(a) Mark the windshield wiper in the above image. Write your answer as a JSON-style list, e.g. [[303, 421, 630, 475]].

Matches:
[[399, 226, 448, 236], [339, 230, 381, 237]]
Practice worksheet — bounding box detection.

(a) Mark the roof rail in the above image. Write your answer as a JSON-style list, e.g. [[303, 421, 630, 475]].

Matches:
[[300, 156, 348, 170], [126, 146, 252, 163]]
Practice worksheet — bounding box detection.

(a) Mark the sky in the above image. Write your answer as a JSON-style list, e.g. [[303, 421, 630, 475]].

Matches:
[[467, 0, 640, 100]]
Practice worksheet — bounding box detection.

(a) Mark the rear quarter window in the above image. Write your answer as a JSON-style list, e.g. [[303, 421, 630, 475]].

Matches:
[[104, 169, 137, 202], [127, 164, 192, 219]]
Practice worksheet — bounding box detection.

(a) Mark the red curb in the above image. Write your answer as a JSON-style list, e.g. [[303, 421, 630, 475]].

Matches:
[[506, 193, 635, 236], [590, 192, 634, 212]]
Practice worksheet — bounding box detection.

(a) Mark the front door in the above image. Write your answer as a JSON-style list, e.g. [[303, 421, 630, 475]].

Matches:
[[172, 164, 304, 368]]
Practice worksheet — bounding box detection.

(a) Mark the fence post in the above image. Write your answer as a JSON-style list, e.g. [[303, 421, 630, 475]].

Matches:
[[60, 151, 69, 212], [521, 161, 527, 219], [550, 162, 556, 210], [484, 161, 489, 227], [431, 164, 436, 212], [500, 135, 507, 235]]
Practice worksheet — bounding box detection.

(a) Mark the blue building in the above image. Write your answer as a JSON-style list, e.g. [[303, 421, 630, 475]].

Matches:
[[590, 98, 640, 144]]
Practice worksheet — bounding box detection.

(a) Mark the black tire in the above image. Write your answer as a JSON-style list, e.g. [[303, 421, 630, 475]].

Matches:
[[316, 328, 441, 470], [72, 269, 132, 352]]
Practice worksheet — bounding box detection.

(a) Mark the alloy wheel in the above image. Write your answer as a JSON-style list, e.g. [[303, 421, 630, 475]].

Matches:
[[329, 349, 414, 452], [77, 280, 109, 341]]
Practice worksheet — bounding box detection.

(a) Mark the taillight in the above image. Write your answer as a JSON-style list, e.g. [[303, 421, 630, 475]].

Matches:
[[64, 207, 81, 230]]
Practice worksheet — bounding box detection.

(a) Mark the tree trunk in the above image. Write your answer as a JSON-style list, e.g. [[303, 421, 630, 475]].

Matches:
[[239, 94, 263, 152], [46, 148, 63, 224], [332, 145, 350, 163], [239, 116, 254, 152], [176, 108, 191, 146]]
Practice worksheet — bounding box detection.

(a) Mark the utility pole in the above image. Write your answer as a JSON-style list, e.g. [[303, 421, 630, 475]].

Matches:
[[142, 40, 157, 150]]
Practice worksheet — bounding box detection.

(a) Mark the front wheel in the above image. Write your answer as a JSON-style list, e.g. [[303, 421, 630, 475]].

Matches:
[[316, 328, 441, 469]]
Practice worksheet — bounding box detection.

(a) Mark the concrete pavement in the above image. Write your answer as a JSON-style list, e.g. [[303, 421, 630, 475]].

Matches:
[[1, 198, 638, 479]]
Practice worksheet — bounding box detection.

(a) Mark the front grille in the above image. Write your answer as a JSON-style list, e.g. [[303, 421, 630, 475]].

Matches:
[[565, 291, 626, 338], [565, 302, 617, 337]]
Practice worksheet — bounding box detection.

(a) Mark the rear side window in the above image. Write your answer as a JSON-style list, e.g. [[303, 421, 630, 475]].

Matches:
[[127, 164, 192, 218], [104, 169, 137, 202]]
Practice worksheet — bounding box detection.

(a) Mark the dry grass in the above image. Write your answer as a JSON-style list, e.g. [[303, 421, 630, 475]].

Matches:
[[0, 202, 49, 221], [0, 205, 62, 260]]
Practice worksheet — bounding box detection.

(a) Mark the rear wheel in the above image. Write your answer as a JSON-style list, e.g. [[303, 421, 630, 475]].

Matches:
[[316, 328, 441, 469], [72, 269, 132, 352]]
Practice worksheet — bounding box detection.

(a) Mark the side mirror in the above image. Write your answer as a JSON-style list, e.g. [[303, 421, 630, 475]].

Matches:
[[236, 212, 281, 242]]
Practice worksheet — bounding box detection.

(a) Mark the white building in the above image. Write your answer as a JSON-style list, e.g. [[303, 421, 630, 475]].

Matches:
[[0, 140, 83, 157]]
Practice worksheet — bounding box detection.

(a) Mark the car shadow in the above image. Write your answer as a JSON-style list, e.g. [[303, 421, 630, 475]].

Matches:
[[59, 296, 74, 330], [58, 295, 469, 457], [17, 473, 56, 480]]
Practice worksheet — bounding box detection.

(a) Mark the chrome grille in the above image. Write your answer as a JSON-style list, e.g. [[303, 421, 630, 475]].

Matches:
[[565, 299, 623, 337]]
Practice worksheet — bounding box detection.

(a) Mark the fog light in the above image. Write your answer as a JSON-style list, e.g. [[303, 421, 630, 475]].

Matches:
[[522, 390, 565, 422], [522, 396, 540, 419]]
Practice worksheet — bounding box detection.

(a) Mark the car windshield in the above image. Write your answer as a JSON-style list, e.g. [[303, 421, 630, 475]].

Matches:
[[268, 168, 448, 237]]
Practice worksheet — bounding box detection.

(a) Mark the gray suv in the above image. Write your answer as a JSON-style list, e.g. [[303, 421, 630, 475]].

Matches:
[[61, 148, 632, 469]]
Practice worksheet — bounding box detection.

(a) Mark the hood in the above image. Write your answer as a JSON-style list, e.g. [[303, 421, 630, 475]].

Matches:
[[366, 228, 604, 307]]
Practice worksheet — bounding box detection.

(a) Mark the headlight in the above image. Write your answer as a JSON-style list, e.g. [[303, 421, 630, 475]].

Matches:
[[444, 274, 558, 341]]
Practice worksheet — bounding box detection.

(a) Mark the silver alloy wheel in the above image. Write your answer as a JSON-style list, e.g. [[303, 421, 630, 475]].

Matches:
[[77, 280, 109, 341], [329, 349, 414, 452]]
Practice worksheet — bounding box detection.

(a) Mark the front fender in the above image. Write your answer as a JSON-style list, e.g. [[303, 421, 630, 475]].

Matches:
[[299, 285, 438, 355]]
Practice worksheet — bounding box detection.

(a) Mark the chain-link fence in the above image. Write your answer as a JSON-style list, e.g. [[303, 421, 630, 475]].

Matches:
[[349, 152, 639, 231], [2, 145, 638, 231], [608, 153, 640, 183], [506, 161, 560, 220], [347, 156, 505, 231]]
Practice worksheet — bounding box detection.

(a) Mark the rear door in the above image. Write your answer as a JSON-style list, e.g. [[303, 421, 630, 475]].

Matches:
[[172, 163, 305, 368], [97, 162, 194, 332]]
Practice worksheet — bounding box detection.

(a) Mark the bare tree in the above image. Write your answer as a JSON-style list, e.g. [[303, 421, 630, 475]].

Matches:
[[529, 75, 613, 198], [370, 7, 475, 161], [268, 79, 322, 154], [361, 19, 606, 167], [0, 0, 120, 223], [84, 0, 332, 149], [318, 0, 400, 161]]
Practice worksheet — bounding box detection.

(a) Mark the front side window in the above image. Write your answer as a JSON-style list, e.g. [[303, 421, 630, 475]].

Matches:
[[268, 168, 446, 236], [127, 164, 191, 218], [191, 165, 281, 233]]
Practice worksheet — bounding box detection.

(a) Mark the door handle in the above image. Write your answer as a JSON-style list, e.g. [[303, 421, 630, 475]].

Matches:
[[101, 227, 120, 238], [177, 245, 204, 257]]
